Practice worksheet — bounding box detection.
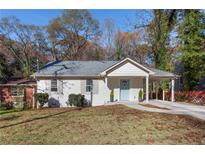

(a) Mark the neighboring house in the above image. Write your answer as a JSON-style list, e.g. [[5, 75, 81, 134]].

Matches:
[[0, 78, 37, 108], [32, 58, 177, 107]]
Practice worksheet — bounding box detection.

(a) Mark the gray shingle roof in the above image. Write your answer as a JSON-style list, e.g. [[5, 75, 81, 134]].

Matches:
[[34, 61, 118, 77], [147, 67, 176, 77], [33, 60, 176, 78]]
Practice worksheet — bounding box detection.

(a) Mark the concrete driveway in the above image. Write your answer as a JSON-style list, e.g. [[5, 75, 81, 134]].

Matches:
[[115, 100, 205, 120]]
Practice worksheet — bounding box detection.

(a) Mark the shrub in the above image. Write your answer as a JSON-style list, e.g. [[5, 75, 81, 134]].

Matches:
[[35, 93, 49, 108], [110, 90, 114, 102], [1, 101, 14, 110], [138, 89, 143, 101], [175, 92, 189, 102], [69, 94, 85, 107]]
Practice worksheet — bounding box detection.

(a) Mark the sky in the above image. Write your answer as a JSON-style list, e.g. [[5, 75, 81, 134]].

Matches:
[[0, 9, 138, 31]]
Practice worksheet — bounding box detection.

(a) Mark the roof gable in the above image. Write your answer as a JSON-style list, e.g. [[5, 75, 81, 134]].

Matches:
[[100, 58, 154, 76], [106, 61, 149, 76]]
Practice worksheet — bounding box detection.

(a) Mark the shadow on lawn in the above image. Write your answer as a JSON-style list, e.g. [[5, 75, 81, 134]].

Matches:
[[0, 115, 21, 121], [0, 109, 72, 129], [0, 106, 134, 129]]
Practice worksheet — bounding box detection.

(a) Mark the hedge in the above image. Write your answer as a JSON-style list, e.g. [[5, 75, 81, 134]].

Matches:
[[69, 94, 85, 107], [35, 93, 49, 108]]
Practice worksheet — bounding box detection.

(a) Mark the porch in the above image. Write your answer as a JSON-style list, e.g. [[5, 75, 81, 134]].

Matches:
[[105, 76, 175, 103]]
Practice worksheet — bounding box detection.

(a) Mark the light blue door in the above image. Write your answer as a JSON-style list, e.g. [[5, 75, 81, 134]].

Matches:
[[120, 80, 130, 101]]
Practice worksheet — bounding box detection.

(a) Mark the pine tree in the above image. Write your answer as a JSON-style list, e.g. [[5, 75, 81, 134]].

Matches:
[[179, 10, 205, 90]]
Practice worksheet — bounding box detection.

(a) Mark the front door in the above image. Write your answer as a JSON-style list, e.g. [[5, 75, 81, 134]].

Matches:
[[120, 79, 130, 101]]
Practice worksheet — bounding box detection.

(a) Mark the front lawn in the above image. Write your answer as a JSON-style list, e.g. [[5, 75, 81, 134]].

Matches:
[[0, 105, 205, 144]]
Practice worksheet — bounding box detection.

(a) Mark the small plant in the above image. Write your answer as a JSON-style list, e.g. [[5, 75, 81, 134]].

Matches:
[[69, 94, 85, 107], [35, 93, 49, 108], [138, 89, 143, 102], [14, 101, 24, 109], [110, 90, 114, 102], [23, 102, 32, 110]]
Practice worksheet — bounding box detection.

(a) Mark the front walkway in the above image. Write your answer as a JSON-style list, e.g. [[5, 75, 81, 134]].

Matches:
[[106, 100, 205, 120]]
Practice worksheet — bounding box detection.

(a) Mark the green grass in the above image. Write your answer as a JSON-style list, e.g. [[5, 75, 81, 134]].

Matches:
[[0, 105, 205, 144], [0, 108, 23, 115]]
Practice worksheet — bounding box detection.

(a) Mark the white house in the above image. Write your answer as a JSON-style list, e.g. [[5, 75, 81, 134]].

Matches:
[[32, 58, 177, 107]]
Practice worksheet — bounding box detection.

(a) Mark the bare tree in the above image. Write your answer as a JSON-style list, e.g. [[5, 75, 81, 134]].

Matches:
[[101, 18, 116, 59], [47, 10, 100, 60], [0, 16, 48, 77], [114, 30, 151, 64]]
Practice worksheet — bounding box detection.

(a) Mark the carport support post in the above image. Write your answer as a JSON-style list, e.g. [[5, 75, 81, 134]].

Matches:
[[156, 82, 158, 100], [146, 76, 149, 102], [171, 79, 175, 102], [163, 89, 165, 101]]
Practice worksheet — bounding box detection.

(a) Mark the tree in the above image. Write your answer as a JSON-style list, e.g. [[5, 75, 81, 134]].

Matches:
[[102, 18, 116, 59], [115, 31, 126, 60], [84, 34, 105, 60], [134, 10, 178, 69], [146, 10, 178, 70], [0, 17, 48, 78], [47, 10, 100, 60], [114, 31, 151, 64], [0, 53, 11, 82], [178, 10, 205, 90]]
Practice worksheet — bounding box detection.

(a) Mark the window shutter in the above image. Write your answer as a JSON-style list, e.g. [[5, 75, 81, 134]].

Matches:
[[81, 80, 86, 94], [58, 80, 63, 94], [93, 80, 99, 94], [46, 80, 51, 94]]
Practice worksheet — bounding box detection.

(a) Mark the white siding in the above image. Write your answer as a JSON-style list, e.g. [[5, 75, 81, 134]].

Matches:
[[37, 79, 109, 107], [37, 77, 144, 107], [107, 62, 148, 77], [83, 80, 109, 106], [130, 77, 143, 101]]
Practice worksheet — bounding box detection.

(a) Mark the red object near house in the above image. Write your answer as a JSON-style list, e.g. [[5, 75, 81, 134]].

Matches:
[[0, 78, 37, 109], [175, 91, 205, 105]]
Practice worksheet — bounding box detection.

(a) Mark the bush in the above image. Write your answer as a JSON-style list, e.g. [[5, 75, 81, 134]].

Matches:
[[110, 90, 114, 102], [138, 89, 143, 101], [69, 94, 85, 107], [35, 93, 49, 108], [0, 101, 14, 110]]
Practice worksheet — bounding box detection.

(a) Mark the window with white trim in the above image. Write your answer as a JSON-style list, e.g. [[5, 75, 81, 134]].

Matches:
[[86, 79, 93, 92], [51, 79, 58, 92]]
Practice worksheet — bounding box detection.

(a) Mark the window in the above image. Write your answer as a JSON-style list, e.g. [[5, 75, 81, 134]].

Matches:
[[86, 80, 93, 92], [11, 87, 24, 96], [51, 79, 58, 92]]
